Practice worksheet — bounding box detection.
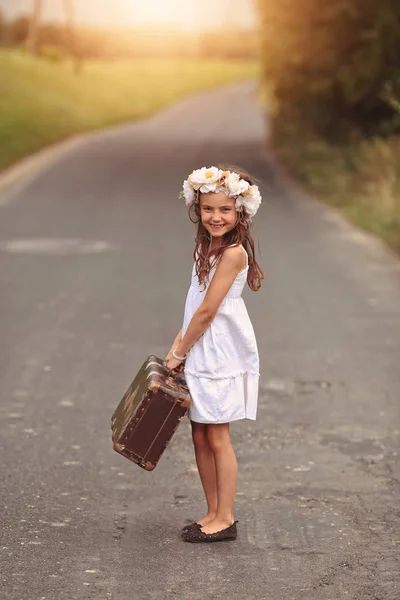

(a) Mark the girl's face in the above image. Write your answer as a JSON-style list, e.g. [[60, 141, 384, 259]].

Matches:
[[199, 192, 237, 239]]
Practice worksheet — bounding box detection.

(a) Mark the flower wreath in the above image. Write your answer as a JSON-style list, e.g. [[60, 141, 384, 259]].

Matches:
[[179, 166, 261, 218]]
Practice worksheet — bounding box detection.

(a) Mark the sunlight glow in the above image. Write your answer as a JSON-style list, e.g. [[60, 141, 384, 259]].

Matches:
[[56, 0, 256, 31], [127, 0, 198, 30], [0, 0, 258, 31]]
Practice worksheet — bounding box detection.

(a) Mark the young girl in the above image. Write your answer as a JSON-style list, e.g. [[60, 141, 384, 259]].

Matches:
[[165, 165, 264, 543]]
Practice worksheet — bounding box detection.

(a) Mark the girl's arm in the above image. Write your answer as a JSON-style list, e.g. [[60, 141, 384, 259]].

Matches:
[[175, 247, 245, 358], [165, 329, 182, 361]]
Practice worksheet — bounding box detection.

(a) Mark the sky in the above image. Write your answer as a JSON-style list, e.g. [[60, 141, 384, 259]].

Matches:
[[0, 0, 258, 31]]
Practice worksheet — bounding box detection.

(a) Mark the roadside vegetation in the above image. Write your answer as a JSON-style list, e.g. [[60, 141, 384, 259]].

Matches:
[[257, 0, 400, 252], [0, 50, 258, 171]]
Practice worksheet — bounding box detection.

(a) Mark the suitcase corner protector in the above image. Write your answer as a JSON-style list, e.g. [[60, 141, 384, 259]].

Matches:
[[182, 395, 191, 408], [148, 380, 161, 393], [113, 441, 125, 453], [143, 460, 156, 471]]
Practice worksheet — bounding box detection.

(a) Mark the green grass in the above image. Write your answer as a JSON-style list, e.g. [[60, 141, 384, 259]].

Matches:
[[271, 118, 400, 253], [0, 50, 259, 171]]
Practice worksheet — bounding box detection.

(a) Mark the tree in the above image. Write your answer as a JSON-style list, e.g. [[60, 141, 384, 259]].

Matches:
[[27, 0, 42, 55], [257, 0, 400, 136], [0, 9, 4, 44], [62, 0, 82, 73]]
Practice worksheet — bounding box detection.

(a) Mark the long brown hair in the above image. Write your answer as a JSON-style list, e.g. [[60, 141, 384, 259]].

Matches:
[[188, 164, 264, 292]]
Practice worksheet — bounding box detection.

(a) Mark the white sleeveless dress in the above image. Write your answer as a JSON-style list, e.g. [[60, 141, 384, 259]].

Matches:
[[181, 244, 260, 424]]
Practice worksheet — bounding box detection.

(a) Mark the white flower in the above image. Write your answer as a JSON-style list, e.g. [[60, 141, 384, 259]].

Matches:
[[226, 171, 250, 197], [190, 166, 222, 193], [180, 166, 262, 217], [183, 179, 196, 206], [242, 185, 261, 217]]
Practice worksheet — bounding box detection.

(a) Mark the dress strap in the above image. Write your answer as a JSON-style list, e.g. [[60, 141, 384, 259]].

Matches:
[[238, 244, 248, 268]]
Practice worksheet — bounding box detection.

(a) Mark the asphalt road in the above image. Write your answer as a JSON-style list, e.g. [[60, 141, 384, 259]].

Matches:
[[1, 80, 400, 600]]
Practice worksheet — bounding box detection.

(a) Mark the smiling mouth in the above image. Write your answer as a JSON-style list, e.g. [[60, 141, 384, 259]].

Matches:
[[210, 224, 225, 228]]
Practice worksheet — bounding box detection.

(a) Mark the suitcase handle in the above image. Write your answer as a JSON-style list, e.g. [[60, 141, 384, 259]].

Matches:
[[163, 359, 184, 380]]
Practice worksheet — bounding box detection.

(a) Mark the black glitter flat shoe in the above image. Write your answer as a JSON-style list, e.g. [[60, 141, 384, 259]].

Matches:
[[181, 522, 202, 534], [182, 520, 238, 543]]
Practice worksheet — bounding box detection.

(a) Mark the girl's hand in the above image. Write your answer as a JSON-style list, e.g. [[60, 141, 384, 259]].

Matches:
[[164, 355, 185, 373]]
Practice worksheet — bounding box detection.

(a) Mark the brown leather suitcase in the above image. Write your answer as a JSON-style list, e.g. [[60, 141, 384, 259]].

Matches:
[[111, 355, 191, 471]]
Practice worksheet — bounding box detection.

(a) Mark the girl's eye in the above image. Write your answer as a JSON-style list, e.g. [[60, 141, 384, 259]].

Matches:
[[202, 207, 231, 213]]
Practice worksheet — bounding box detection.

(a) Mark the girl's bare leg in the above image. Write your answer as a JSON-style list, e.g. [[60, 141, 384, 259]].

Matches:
[[190, 421, 218, 525], [200, 423, 237, 534]]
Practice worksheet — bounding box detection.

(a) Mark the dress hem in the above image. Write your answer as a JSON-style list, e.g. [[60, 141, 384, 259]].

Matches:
[[188, 415, 257, 424]]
